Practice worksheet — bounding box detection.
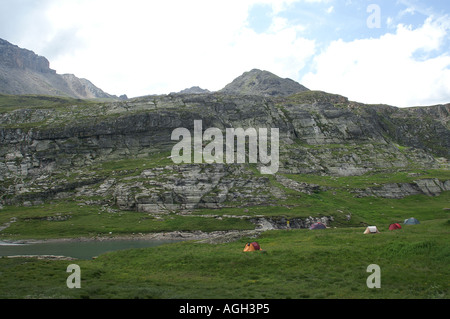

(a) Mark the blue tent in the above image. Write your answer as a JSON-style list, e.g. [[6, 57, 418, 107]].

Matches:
[[404, 217, 420, 225]]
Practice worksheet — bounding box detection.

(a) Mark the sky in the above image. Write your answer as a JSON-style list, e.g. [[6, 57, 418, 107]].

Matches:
[[0, 0, 449, 107]]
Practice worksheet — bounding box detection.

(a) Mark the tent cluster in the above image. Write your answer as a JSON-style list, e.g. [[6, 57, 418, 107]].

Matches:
[[243, 218, 421, 251], [364, 217, 420, 234]]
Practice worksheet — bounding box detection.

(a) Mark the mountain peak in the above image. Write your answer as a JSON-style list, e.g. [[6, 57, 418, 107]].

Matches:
[[0, 38, 118, 99], [173, 86, 210, 94], [220, 69, 309, 97]]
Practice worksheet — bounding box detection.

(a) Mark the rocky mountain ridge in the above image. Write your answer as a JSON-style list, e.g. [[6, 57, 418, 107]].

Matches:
[[0, 87, 448, 213], [0, 38, 120, 100]]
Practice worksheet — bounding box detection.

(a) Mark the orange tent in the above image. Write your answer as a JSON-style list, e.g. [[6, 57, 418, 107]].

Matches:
[[243, 242, 262, 252]]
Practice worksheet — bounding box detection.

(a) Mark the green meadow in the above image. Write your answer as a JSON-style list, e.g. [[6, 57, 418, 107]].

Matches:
[[0, 219, 448, 299], [0, 167, 448, 299]]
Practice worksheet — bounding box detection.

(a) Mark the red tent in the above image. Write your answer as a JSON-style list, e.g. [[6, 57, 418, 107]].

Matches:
[[250, 242, 261, 250], [389, 223, 402, 230]]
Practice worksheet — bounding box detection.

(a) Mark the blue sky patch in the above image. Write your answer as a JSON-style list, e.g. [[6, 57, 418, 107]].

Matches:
[[247, 3, 274, 34]]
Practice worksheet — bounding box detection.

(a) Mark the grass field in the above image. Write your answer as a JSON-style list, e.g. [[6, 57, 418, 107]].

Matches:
[[0, 218, 448, 299], [0, 184, 448, 299]]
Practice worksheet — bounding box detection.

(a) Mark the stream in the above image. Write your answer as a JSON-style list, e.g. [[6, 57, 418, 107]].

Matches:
[[0, 239, 180, 260]]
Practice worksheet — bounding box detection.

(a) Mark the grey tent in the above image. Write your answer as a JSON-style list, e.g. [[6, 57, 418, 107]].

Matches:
[[404, 217, 420, 225], [309, 222, 326, 230]]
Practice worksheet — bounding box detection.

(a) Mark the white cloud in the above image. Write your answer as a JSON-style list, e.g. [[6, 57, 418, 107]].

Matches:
[[302, 17, 450, 107], [41, 0, 249, 96], [6, 0, 448, 107], [399, 7, 416, 17], [37, 0, 315, 97]]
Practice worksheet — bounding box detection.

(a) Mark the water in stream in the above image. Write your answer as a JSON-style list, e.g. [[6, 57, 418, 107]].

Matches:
[[0, 239, 179, 259]]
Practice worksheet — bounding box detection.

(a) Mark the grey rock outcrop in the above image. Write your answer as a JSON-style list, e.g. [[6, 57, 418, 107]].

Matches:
[[353, 178, 450, 198], [251, 216, 334, 230]]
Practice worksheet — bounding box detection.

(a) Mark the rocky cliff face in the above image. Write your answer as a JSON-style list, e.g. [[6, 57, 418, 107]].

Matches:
[[0, 38, 118, 99], [352, 178, 450, 198], [0, 39, 54, 74], [0, 86, 448, 212]]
